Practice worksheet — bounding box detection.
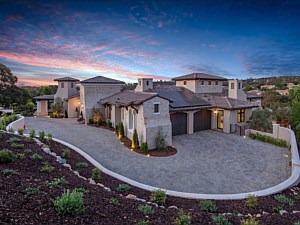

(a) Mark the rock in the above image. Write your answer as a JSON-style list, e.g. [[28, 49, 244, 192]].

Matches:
[[104, 187, 111, 192], [97, 183, 105, 187], [136, 198, 146, 202], [168, 205, 178, 210], [74, 171, 80, 176], [262, 211, 270, 215], [237, 213, 243, 217], [63, 163, 71, 169], [159, 206, 165, 209], [245, 213, 252, 217], [256, 214, 261, 218], [43, 148, 51, 154], [56, 156, 67, 164], [293, 211, 300, 214], [125, 194, 137, 200], [88, 178, 96, 185], [50, 152, 57, 157], [279, 210, 288, 215]]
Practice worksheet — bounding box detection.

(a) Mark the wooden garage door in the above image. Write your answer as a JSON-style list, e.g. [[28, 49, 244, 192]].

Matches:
[[171, 112, 187, 136], [194, 110, 211, 132]]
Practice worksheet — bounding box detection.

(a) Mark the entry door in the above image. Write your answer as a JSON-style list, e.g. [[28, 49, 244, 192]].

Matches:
[[217, 111, 224, 129]]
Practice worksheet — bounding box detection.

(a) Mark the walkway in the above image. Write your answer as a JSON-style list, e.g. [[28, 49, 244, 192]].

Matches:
[[25, 117, 288, 194]]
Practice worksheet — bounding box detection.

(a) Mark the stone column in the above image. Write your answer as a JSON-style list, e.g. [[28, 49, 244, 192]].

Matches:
[[273, 124, 280, 139]]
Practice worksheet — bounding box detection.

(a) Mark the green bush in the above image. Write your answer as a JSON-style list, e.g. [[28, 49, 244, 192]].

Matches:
[[24, 149, 32, 154], [29, 130, 35, 138], [25, 187, 41, 195], [138, 220, 149, 225], [1, 169, 18, 176], [11, 143, 24, 149], [30, 153, 43, 161], [272, 206, 283, 213], [0, 149, 16, 163], [47, 133, 53, 143], [7, 137, 21, 143], [131, 129, 139, 149], [76, 162, 88, 168], [38, 131, 45, 142], [116, 184, 131, 193], [141, 142, 148, 152], [91, 168, 101, 181], [249, 132, 287, 147], [174, 209, 192, 225], [274, 194, 294, 206], [47, 177, 68, 188], [62, 149, 71, 158], [212, 215, 232, 225], [16, 153, 25, 159], [53, 189, 85, 216], [40, 164, 54, 173], [109, 197, 120, 206], [118, 122, 125, 139], [138, 204, 154, 215], [17, 129, 24, 135], [199, 199, 218, 212], [150, 189, 166, 205], [240, 218, 259, 225], [245, 195, 258, 209]]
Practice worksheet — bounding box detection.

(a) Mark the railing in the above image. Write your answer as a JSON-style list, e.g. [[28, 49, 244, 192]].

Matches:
[[230, 124, 249, 136]]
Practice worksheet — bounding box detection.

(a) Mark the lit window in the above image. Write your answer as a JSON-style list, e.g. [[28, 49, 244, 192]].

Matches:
[[154, 103, 159, 113], [231, 83, 235, 89], [183, 81, 187, 85], [208, 80, 211, 85], [71, 82, 74, 88], [237, 109, 245, 123], [215, 81, 219, 85], [61, 82, 64, 88], [201, 80, 204, 85]]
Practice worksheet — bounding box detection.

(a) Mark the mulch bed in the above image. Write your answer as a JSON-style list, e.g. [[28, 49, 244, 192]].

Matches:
[[1, 132, 300, 224]]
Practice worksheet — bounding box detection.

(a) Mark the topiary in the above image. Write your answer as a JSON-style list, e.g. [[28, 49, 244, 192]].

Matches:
[[131, 129, 139, 149]]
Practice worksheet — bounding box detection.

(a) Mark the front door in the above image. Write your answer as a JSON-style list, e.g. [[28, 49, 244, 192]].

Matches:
[[217, 110, 224, 129]]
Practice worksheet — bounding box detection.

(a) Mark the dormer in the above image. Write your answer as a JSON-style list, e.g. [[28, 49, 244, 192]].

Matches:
[[172, 73, 226, 93], [228, 79, 247, 101], [54, 77, 80, 100], [135, 78, 153, 92]]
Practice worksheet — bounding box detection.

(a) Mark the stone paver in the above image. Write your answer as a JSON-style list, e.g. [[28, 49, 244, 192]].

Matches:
[[25, 117, 289, 194]]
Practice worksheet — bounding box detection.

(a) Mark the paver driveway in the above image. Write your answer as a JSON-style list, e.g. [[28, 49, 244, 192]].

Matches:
[[25, 117, 288, 194]]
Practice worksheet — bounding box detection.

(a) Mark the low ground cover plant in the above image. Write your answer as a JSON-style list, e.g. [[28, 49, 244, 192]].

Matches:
[[40, 163, 54, 173], [29, 130, 35, 138], [62, 149, 71, 158], [16, 153, 25, 159], [18, 129, 24, 135], [138, 220, 149, 225], [76, 162, 88, 168], [91, 168, 101, 181], [38, 131, 45, 142], [11, 143, 24, 149], [212, 214, 232, 225], [0, 149, 15, 163], [7, 137, 21, 143], [249, 132, 287, 147], [116, 184, 131, 193], [245, 195, 258, 209], [30, 153, 43, 161], [174, 209, 191, 225], [199, 199, 218, 212], [109, 197, 120, 206], [1, 169, 18, 176], [240, 217, 260, 225], [25, 187, 41, 196], [149, 189, 166, 205], [47, 177, 68, 188], [274, 194, 294, 206], [138, 204, 154, 215]]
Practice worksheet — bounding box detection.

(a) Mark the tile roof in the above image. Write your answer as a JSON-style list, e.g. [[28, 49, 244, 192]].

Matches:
[[172, 73, 227, 81], [33, 95, 54, 100], [64, 93, 80, 100], [99, 91, 158, 106], [80, 76, 125, 84], [54, 77, 79, 82], [246, 90, 263, 99]]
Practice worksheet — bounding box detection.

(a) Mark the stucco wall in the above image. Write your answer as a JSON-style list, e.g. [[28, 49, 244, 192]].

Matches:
[[54, 81, 78, 100], [176, 80, 196, 92], [176, 80, 223, 93], [228, 80, 247, 101]]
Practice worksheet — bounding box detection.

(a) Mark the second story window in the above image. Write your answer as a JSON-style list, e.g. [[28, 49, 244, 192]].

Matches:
[[183, 81, 187, 85], [146, 80, 149, 85], [61, 82, 64, 88], [154, 103, 160, 114], [215, 81, 219, 85], [71, 82, 74, 88], [231, 83, 235, 89], [238, 82, 241, 89], [138, 80, 141, 86], [201, 80, 204, 85], [208, 80, 211, 85]]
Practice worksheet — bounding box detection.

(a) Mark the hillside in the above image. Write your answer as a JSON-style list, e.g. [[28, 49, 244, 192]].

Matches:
[[243, 76, 300, 87]]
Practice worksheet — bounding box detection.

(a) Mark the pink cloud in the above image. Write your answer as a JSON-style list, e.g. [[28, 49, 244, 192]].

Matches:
[[5, 15, 23, 23], [157, 21, 164, 28]]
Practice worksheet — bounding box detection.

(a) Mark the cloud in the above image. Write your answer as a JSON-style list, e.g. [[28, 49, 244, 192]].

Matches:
[[180, 64, 236, 78]]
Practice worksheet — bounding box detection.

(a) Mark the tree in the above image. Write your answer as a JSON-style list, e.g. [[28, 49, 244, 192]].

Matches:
[[290, 86, 300, 145], [249, 108, 273, 132], [51, 97, 64, 118], [244, 84, 253, 92]]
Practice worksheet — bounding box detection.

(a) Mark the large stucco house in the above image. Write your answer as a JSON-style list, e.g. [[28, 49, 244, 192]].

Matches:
[[34, 73, 259, 149]]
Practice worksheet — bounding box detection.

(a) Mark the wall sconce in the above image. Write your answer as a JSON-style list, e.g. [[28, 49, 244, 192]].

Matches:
[[213, 109, 218, 114]]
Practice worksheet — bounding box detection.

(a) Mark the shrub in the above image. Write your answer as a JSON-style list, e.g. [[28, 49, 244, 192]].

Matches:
[[249, 132, 287, 147], [17, 129, 24, 135], [7, 137, 21, 143], [16, 153, 25, 159], [249, 108, 273, 132], [47, 133, 53, 143], [140, 142, 148, 152], [116, 184, 131, 193], [91, 168, 101, 181], [53, 189, 84, 216], [150, 189, 166, 205], [240, 218, 259, 225], [91, 108, 103, 124], [174, 209, 192, 225], [0, 149, 15, 163], [62, 149, 71, 158], [109, 197, 120, 206], [118, 122, 125, 139], [76, 162, 88, 168], [294, 222, 300, 225], [212, 215, 232, 225], [272, 206, 283, 213], [138, 220, 149, 225], [1, 169, 18, 176], [199, 199, 218, 212], [11, 143, 24, 149], [29, 130, 35, 138], [131, 129, 139, 149], [38, 131, 45, 142], [30, 153, 43, 161], [155, 129, 166, 150], [47, 177, 68, 188], [138, 204, 154, 215], [40, 164, 54, 173], [25, 187, 41, 195], [24, 149, 32, 154], [274, 194, 294, 206], [245, 195, 258, 209]]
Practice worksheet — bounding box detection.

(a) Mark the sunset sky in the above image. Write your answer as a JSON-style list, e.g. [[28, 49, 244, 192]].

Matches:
[[0, 0, 300, 86]]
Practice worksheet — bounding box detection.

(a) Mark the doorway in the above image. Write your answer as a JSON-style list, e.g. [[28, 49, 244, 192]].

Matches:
[[217, 110, 224, 130]]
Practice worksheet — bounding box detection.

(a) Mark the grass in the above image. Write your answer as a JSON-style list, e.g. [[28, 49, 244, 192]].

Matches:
[[7, 137, 21, 143], [212, 214, 232, 225], [76, 162, 88, 168], [11, 143, 25, 149], [62, 149, 71, 158], [174, 209, 191, 225], [149, 189, 167, 205], [30, 153, 43, 161], [40, 164, 54, 173], [25, 187, 41, 195], [109, 197, 120, 206], [0, 149, 16, 163], [116, 184, 131, 193]]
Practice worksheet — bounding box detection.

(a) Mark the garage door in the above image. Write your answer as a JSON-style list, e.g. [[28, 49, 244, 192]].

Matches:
[[194, 110, 211, 132], [171, 112, 187, 136]]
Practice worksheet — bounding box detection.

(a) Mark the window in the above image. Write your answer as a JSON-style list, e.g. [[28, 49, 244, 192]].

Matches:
[[201, 80, 204, 85], [129, 109, 133, 130], [183, 81, 187, 85], [208, 80, 211, 85], [138, 80, 141, 86], [231, 83, 235, 89], [215, 81, 219, 85], [71, 82, 74, 88], [237, 109, 245, 123], [238, 82, 241, 89], [146, 80, 149, 86], [107, 107, 112, 119], [61, 82, 64, 88], [154, 103, 160, 114]]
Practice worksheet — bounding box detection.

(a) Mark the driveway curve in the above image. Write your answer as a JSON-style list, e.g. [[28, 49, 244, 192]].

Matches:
[[25, 117, 288, 194]]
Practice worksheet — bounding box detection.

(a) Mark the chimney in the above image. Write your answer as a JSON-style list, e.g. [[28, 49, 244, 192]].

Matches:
[[135, 78, 153, 92], [228, 80, 247, 101]]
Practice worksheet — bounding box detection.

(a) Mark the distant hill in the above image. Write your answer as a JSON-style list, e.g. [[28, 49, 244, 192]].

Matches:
[[243, 76, 300, 88]]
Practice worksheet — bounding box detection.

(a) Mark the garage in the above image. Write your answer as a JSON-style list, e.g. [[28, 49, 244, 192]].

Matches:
[[194, 110, 211, 132], [171, 112, 187, 136]]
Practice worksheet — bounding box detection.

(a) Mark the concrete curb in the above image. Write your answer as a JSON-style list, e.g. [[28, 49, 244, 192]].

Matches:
[[6, 115, 25, 131]]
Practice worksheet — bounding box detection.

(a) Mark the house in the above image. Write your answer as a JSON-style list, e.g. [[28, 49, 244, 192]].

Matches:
[[260, 84, 275, 90], [276, 89, 289, 95], [34, 77, 80, 117]]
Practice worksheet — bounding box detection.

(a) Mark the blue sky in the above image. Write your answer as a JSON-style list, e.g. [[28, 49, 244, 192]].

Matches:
[[0, 0, 300, 86]]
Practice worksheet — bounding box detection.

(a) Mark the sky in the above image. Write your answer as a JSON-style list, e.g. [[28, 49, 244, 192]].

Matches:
[[0, 0, 300, 86]]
